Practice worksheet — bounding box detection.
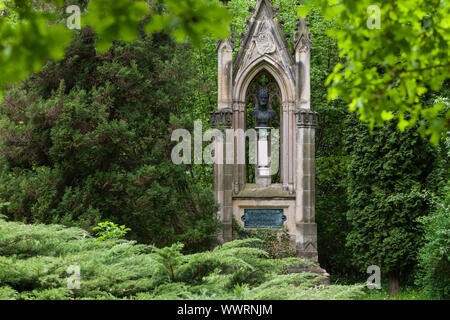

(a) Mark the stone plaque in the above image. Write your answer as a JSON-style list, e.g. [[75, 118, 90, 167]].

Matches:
[[242, 209, 286, 228]]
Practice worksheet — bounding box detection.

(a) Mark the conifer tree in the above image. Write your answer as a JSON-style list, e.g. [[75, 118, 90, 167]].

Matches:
[[0, 28, 219, 252], [344, 117, 437, 295]]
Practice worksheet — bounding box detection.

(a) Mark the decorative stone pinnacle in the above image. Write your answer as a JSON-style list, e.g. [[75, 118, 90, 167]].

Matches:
[[229, 32, 235, 47], [273, 3, 280, 16], [293, 17, 312, 53], [246, 19, 251, 30]]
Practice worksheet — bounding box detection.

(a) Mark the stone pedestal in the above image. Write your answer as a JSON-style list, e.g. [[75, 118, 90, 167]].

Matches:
[[255, 127, 271, 187], [233, 184, 297, 246]]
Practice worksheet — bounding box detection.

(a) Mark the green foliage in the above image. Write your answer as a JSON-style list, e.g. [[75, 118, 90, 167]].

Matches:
[[0, 0, 72, 99], [0, 0, 231, 101], [361, 285, 431, 300], [0, 28, 220, 252], [233, 218, 297, 259], [304, 4, 355, 277], [84, 0, 150, 52], [93, 221, 131, 241], [301, 0, 450, 145], [415, 178, 450, 299], [0, 218, 364, 300], [1, 0, 447, 295], [146, 0, 230, 47], [344, 117, 438, 281]]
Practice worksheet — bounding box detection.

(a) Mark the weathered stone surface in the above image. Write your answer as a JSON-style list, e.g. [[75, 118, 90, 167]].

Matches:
[[295, 109, 318, 127], [213, 0, 327, 279], [289, 263, 330, 285], [233, 197, 297, 245], [233, 184, 295, 199], [210, 109, 233, 128]]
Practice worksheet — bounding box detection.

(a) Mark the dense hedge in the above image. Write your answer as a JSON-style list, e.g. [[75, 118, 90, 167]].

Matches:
[[415, 136, 449, 299], [344, 117, 438, 287], [0, 28, 219, 252]]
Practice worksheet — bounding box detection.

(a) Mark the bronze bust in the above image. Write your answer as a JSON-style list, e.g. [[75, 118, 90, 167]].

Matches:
[[251, 89, 276, 127]]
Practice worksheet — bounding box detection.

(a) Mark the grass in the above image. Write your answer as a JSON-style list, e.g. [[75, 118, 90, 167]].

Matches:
[[360, 285, 431, 300], [329, 276, 434, 300]]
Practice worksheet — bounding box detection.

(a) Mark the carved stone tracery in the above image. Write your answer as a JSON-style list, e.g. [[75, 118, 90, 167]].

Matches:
[[253, 19, 276, 55]]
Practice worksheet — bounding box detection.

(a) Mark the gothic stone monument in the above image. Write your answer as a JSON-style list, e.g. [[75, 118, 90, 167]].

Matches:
[[211, 0, 323, 269]]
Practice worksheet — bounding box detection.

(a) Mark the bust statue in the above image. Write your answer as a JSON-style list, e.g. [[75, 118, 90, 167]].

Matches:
[[251, 89, 276, 127]]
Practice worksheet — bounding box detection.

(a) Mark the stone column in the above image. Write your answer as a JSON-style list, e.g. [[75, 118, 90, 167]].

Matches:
[[210, 109, 233, 243], [233, 101, 246, 194], [281, 101, 296, 193], [288, 101, 296, 194], [255, 127, 271, 187], [295, 109, 318, 261]]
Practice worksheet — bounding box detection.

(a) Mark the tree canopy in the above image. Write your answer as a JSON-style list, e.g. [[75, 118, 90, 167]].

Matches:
[[300, 0, 450, 145], [0, 0, 231, 101]]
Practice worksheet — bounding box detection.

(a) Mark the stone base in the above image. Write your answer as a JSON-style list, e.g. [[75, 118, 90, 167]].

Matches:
[[293, 222, 329, 284], [289, 263, 330, 285], [296, 250, 318, 262], [255, 175, 271, 187], [295, 222, 318, 260], [221, 221, 233, 244], [232, 184, 296, 243]]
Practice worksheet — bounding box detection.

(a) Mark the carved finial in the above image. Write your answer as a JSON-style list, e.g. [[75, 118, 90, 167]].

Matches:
[[273, 3, 280, 18], [293, 17, 312, 53], [229, 32, 235, 48]]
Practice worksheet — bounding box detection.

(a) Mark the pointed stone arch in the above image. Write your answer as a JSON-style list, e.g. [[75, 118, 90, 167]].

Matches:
[[233, 56, 295, 104], [232, 56, 296, 192]]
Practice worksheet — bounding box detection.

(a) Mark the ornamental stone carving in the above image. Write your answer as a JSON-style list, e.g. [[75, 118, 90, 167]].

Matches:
[[253, 19, 276, 55], [210, 109, 233, 128], [297, 33, 312, 53], [293, 18, 312, 54], [295, 109, 318, 127]]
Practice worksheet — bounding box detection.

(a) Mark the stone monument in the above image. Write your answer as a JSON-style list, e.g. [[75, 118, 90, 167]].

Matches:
[[211, 0, 326, 276]]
